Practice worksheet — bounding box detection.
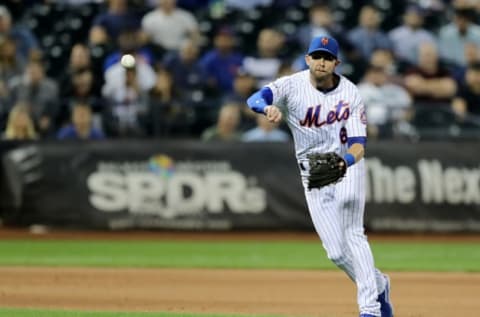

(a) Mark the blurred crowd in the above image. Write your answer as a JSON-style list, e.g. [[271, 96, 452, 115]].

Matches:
[[1, 0, 480, 142]]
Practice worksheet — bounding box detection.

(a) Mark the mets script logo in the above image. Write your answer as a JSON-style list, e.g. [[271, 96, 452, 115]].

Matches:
[[299, 100, 350, 127], [321, 37, 329, 45]]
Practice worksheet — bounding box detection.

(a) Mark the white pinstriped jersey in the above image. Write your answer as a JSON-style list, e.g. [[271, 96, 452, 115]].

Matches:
[[266, 70, 367, 160], [265, 70, 386, 316]]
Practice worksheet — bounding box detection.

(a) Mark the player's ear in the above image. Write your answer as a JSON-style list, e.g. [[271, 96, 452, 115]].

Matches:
[[335, 59, 341, 67], [305, 55, 311, 66]]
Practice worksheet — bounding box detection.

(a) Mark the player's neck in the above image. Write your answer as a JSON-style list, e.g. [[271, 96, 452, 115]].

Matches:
[[312, 73, 340, 93]]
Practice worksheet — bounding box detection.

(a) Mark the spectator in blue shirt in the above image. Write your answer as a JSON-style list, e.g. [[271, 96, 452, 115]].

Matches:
[[163, 38, 207, 105], [438, 4, 480, 67], [242, 114, 290, 142], [452, 61, 480, 121], [57, 103, 104, 140], [389, 4, 436, 66], [295, 3, 346, 55], [89, 0, 141, 45], [199, 26, 244, 95], [0, 5, 39, 62], [347, 4, 392, 61]]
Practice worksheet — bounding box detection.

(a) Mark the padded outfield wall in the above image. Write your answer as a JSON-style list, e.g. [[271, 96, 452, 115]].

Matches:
[[0, 140, 479, 232]]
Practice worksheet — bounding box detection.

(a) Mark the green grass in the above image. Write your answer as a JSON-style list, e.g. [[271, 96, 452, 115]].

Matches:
[[0, 240, 478, 272], [0, 240, 478, 317], [0, 308, 288, 317]]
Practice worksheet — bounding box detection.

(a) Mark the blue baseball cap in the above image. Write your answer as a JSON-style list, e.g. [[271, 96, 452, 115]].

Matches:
[[307, 35, 339, 58]]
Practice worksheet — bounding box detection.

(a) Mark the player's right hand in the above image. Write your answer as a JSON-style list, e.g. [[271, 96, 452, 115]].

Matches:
[[264, 105, 282, 123]]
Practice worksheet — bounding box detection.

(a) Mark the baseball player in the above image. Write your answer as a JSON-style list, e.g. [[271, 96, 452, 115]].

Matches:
[[247, 36, 393, 317]]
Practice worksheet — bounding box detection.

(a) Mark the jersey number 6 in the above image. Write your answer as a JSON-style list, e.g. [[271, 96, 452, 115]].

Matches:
[[339, 127, 347, 144]]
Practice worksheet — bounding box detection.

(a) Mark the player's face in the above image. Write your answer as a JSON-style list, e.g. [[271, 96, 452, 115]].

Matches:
[[305, 51, 339, 81]]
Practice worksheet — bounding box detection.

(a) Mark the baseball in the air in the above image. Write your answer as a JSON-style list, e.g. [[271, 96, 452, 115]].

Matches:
[[120, 54, 136, 68]]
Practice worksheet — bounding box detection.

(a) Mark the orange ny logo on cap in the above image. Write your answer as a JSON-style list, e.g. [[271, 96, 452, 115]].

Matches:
[[321, 37, 329, 46]]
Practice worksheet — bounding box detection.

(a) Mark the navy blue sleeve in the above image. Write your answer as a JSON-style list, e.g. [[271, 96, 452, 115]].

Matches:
[[347, 136, 367, 147]]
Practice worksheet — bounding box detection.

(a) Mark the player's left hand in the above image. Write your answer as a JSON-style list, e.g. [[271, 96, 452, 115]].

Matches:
[[307, 152, 347, 190], [264, 105, 282, 123]]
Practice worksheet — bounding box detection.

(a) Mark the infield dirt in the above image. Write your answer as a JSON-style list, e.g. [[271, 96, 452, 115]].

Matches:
[[0, 229, 479, 317]]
